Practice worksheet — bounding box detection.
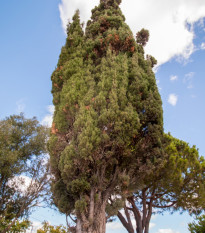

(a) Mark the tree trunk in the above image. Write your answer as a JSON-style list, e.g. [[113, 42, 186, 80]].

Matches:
[[76, 219, 82, 233], [76, 200, 106, 233], [76, 195, 107, 233], [136, 220, 143, 233], [144, 199, 153, 233], [144, 222, 149, 233], [76, 167, 119, 233]]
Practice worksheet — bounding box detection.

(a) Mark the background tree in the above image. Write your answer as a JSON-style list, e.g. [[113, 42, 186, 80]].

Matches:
[[188, 214, 205, 233], [49, 0, 163, 232], [0, 218, 30, 233], [37, 221, 67, 233], [0, 114, 49, 233], [116, 133, 205, 233]]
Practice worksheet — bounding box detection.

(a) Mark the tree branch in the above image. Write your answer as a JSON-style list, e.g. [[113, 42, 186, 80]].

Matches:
[[151, 201, 177, 208]]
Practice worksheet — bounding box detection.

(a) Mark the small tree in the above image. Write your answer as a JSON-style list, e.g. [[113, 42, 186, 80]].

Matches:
[[0, 114, 49, 233], [37, 221, 67, 233], [117, 133, 205, 233]]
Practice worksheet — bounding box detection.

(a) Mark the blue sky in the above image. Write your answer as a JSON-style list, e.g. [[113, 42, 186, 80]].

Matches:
[[0, 0, 205, 232]]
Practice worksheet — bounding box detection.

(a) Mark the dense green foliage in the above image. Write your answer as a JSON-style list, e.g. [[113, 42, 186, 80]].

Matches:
[[0, 218, 30, 233], [136, 29, 149, 47], [49, 0, 163, 231], [189, 215, 205, 233], [0, 114, 48, 232], [117, 133, 205, 233], [136, 133, 205, 214]]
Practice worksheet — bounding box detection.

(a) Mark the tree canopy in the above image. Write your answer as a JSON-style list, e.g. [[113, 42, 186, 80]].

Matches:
[[116, 133, 205, 233], [0, 114, 49, 233]]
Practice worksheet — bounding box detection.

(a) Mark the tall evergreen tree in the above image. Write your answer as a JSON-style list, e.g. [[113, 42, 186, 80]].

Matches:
[[49, 1, 163, 232]]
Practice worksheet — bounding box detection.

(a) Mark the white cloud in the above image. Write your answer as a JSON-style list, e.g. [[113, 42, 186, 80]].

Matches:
[[157, 229, 180, 233], [170, 75, 178, 81], [16, 99, 25, 113], [106, 221, 124, 230], [151, 215, 157, 221], [150, 222, 156, 229], [58, 0, 205, 66], [201, 42, 205, 50], [41, 105, 55, 127], [168, 94, 178, 106], [184, 72, 195, 88]]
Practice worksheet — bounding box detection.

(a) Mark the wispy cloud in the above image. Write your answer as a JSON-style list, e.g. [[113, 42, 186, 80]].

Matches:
[[58, 0, 205, 65], [16, 99, 25, 113], [191, 94, 197, 98], [201, 42, 205, 50], [170, 75, 178, 82], [168, 94, 178, 106], [150, 222, 156, 229], [157, 229, 180, 233], [184, 72, 195, 89], [106, 221, 124, 230], [41, 105, 55, 127]]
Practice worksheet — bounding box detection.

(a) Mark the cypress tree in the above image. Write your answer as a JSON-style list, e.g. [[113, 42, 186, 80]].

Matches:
[[49, 1, 164, 232]]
